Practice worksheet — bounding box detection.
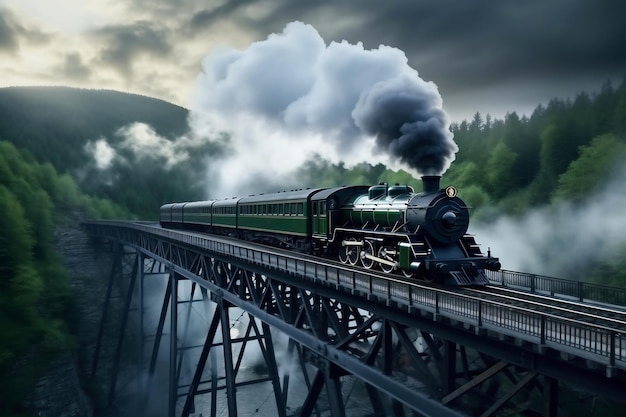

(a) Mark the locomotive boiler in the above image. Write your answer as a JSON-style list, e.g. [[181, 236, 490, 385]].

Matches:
[[160, 176, 500, 286]]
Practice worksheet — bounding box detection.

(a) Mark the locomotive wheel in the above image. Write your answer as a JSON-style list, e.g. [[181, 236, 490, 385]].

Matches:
[[378, 247, 395, 273], [421, 275, 435, 283], [402, 269, 415, 278], [361, 240, 375, 269], [338, 243, 349, 264], [346, 238, 360, 265]]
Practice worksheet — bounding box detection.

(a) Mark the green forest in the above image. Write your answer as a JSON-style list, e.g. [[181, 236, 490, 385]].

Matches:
[[0, 141, 130, 415], [1, 80, 626, 415]]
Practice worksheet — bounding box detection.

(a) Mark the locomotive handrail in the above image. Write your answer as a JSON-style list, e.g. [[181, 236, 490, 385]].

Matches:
[[486, 269, 626, 308], [82, 220, 625, 374]]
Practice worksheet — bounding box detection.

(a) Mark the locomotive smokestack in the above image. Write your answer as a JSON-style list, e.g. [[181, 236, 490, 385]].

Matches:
[[421, 175, 441, 194]]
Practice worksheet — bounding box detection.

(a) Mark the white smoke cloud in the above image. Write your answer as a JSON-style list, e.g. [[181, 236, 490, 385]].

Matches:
[[84, 137, 116, 169], [84, 121, 220, 172], [191, 21, 455, 197], [472, 164, 626, 280], [116, 123, 191, 169]]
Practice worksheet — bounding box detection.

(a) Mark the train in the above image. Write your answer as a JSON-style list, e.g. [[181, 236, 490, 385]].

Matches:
[[159, 175, 500, 286]]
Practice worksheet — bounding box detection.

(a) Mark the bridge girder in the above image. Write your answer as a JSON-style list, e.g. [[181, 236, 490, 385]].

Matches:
[[84, 225, 626, 417]]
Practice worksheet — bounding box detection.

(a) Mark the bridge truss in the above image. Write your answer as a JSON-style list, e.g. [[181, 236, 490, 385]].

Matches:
[[84, 222, 626, 417]]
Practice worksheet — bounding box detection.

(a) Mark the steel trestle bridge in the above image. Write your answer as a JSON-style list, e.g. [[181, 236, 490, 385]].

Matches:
[[82, 220, 626, 417]]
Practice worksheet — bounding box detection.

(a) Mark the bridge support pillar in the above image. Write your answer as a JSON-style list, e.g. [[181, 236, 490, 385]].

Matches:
[[543, 376, 559, 417]]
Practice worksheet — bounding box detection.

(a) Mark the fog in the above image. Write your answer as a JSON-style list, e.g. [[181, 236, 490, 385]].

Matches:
[[472, 163, 626, 279]]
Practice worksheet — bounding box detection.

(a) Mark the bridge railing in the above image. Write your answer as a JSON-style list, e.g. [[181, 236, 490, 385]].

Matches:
[[486, 269, 626, 308], [83, 221, 626, 372]]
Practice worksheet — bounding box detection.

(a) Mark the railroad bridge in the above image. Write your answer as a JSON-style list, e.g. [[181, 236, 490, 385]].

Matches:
[[82, 221, 626, 417]]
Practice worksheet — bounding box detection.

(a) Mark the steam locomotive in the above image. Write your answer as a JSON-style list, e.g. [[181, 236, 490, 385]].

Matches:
[[159, 176, 500, 286]]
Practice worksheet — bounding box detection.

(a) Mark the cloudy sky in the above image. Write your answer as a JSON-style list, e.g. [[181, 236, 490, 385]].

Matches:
[[1, 0, 625, 123]]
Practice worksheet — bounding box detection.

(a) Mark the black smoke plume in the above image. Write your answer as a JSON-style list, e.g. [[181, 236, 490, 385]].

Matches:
[[353, 75, 456, 175]]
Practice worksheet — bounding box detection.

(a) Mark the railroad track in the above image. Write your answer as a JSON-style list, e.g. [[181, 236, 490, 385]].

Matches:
[[460, 285, 626, 332], [144, 222, 626, 333]]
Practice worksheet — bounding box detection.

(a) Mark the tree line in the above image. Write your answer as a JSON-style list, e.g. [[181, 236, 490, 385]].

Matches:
[[445, 77, 626, 213]]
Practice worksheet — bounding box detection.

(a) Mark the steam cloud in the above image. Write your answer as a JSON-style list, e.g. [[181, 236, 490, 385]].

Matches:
[[192, 21, 456, 196], [84, 122, 218, 170], [472, 162, 626, 280]]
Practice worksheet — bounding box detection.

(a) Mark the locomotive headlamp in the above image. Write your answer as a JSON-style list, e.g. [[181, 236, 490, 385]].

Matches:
[[445, 186, 457, 198]]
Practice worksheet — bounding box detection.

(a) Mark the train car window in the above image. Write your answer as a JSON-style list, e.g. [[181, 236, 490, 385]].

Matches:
[[290, 203, 297, 216], [284, 203, 289, 215], [279, 204, 284, 215], [297, 203, 304, 215], [313, 203, 318, 215], [321, 202, 327, 215]]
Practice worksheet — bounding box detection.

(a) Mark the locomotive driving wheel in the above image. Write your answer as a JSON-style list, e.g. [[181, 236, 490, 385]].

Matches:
[[402, 269, 415, 278], [377, 246, 395, 273], [345, 238, 360, 265], [360, 240, 375, 269]]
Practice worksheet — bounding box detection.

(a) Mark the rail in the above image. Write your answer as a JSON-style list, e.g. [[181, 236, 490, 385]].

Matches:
[[486, 269, 626, 308], [83, 221, 626, 374]]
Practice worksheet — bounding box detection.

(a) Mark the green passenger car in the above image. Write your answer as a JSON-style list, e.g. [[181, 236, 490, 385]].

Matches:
[[238, 189, 325, 237], [212, 198, 240, 229], [183, 201, 214, 226]]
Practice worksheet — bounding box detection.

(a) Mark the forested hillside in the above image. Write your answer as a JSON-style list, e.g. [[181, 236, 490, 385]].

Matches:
[[445, 79, 626, 213], [0, 141, 129, 415], [0, 87, 211, 218]]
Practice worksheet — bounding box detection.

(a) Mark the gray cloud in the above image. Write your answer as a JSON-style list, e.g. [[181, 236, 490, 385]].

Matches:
[[58, 52, 91, 80], [0, 6, 50, 53], [1, 1, 624, 122], [184, 0, 626, 119], [94, 21, 172, 76], [0, 7, 20, 52], [190, 0, 255, 30], [236, 1, 626, 85]]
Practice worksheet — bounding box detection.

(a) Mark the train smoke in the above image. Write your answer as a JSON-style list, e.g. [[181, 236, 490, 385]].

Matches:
[[353, 75, 456, 175], [471, 161, 626, 280], [192, 21, 456, 195]]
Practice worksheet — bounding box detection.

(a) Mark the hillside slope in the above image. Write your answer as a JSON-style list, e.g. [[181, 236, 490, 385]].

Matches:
[[0, 86, 189, 171], [0, 86, 217, 217]]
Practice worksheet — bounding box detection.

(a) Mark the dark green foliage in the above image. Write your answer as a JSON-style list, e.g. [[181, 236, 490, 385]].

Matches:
[[552, 134, 626, 202], [0, 141, 127, 415], [450, 76, 626, 212], [295, 155, 422, 190]]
